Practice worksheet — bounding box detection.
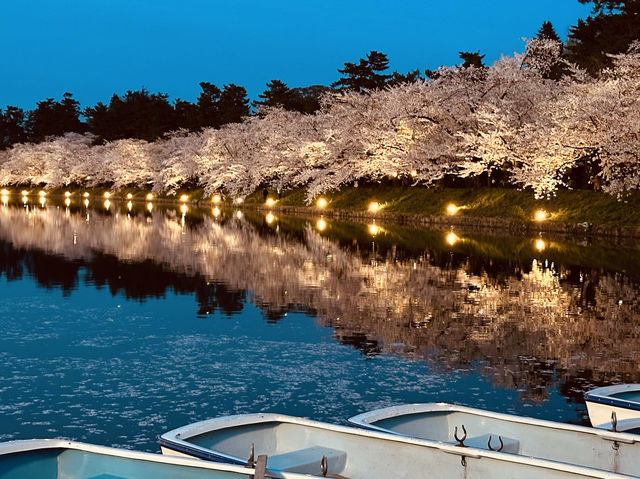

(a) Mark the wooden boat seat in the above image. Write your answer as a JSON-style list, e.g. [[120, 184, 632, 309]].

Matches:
[[268, 445, 347, 475], [457, 433, 520, 454]]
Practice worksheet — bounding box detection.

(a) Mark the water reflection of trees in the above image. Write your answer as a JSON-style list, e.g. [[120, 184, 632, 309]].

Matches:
[[1, 204, 639, 401]]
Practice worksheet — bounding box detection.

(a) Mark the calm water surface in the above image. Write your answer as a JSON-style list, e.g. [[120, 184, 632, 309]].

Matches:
[[0, 198, 639, 451]]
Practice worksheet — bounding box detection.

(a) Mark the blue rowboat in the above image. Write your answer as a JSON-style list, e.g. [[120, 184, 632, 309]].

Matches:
[[159, 412, 638, 479], [0, 438, 310, 479], [585, 384, 640, 432], [347, 403, 640, 477]]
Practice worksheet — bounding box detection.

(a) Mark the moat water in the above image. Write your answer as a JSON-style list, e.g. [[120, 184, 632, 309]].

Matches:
[[0, 197, 638, 450]]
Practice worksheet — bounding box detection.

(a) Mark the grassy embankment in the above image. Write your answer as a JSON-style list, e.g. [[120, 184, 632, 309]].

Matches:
[[16, 185, 640, 234]]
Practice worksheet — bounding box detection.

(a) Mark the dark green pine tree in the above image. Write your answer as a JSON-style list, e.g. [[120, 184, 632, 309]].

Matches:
[[197, 82, 222, 128], [459, 51, 486, 69], [387, 69, 421, 86], [536, 21, 561, 42], [332, 51, 391, 92], [566, 0, 640, 74], [217, 84, 250, 125], [253, 80, 294, 109], [27, 92, 85, 142], [0, 106, 27, 149]]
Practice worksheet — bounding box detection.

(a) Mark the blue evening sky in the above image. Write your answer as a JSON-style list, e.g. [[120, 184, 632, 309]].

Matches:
[[0, 0, 593, 110]]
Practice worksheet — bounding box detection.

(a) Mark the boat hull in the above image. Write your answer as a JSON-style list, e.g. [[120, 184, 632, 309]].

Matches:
[[0, 439, 307, 479], [160, 413, 639, 479], [585, 384, 640, 431], [347, 403, 640, 477]]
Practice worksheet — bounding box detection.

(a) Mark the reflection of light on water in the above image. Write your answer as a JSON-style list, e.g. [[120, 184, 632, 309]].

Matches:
[[84, 199, 90, 208], [535, 238, 546, 252], [104, 199, 111, 211], [235, 210, 243, 219], [65, 198, 71, 207], [212, 206, 221, 218], [180, 204, 188, 215], [446, 231, 459, 246], [368, 223, 379, 236], [316, 218, 327, 231], [127, 201, 133, 211], [22, 196, 28, 205], [1, 195, 7, 206], [265, 212, 275, 225], [147, 202, 153, 213]]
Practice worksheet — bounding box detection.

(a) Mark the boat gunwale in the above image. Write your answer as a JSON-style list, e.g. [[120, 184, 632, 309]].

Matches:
[[0, 438, 301, 478], [347, 402, 640, 443], [158, 412, 638, 479], [585, 385, 640, 413]]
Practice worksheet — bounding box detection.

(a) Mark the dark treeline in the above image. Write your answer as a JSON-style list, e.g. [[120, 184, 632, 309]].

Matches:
[[1, 0, 637, 149]]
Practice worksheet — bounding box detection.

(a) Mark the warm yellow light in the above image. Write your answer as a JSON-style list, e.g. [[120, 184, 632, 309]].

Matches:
[[535, 238, 546, 252], [446, 231, 459, 246], [534, 209, 548, 222], [83, 192, 90, 198], [104, 199, 111, 210], [368, 201, 380, 213], [103, 192, 111, 199], [265, 197, 276, 206], [391, 171, 398, 178], [180, 204, 188, 214], [212, 194, 221, 204], [212, 206, 220, 218], [180, 194, 189, 202], [234, 197, 244, 205], [146, 193, 154, 200], [368, 223, 380, 236], [21, 190, 29, 196], [64, 198, 71, 207], [126, 193, 133, 199], [127, 201, 133, 211], [316, 197, 328, 208], [265, 212, 275, 224], [38, 190, 46, 197], [39, 197, 46, 207], [147, 202, 153, 213], [84, 199, 89, 208], [64, 191, 71, 197], [410, 170, 418, 178], [1, 189, 9, 195], [1, 195, 7, 205], [22, 196, 28, 204], [316, 218, 327, 231], [446, 203, 458, 215], [236, 210, 243, 219]]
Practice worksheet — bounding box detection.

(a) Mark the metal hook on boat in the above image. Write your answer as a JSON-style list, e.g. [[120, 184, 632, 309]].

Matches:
[[611, 411, 618, 433], [248, 443, 255, 468], [321, 455, 328, 477], [488, 435, 504, 452], [454, 425, 467, 447]]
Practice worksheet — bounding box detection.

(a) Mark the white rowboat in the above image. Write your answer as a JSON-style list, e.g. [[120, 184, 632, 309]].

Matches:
[[585, 384, 640, 432], [159, 412, 638, 479], [348, 402, 640, 476]]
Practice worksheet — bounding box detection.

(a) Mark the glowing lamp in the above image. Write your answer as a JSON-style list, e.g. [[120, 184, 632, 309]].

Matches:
[[265, 197, 276, 206], [316, 198, 328, 208], [316, 218, 327, 231], [534, 209, 548, 222], [234, 197, 244, 205], [38, 190, 46, 197], [535, 238, 546, 252], [103, 192, 111, 199], [21, 190, 29, 196], [126, 193, 133, 199], [446, 231, 459, 246], [368, 223, 380, 236], [410, 170, 418, 178], [368, 201, 380, 213], [1, 189, 9, 195], [64, 191, 71, 197], [180, 194, 189, 202], [146, 193, 154, 200], [446, 203, 458, 215], [212, 194, 221, 204], [83, 192, 90, 198], [391, 171, 398, 178]]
